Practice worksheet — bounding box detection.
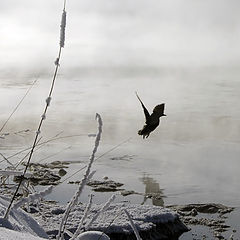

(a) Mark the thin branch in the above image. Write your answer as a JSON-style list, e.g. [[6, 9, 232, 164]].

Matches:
[[0, 78, 38, 134], [123, 209, 142, 240], [61, 137, 132, 183]]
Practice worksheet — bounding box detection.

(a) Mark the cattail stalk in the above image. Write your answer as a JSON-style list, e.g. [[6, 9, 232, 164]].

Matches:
[[4, 0, 67, 219], [60, 10, 66, 48]]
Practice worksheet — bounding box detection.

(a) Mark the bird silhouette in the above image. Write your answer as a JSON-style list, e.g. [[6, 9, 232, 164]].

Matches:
[[136, 92, 166, 139]]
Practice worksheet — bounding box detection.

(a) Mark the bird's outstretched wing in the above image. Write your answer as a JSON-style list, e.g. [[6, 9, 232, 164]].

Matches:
[[152, 103, 165, 116], [135, 92, 150, 123]]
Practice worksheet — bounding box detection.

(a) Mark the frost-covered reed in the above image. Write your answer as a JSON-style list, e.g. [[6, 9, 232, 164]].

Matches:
[[13, 186, 53, 209], [60, 10, 67, 48], [85, 194, 116, 230], [4, 0, 68, 219], [0, 79, 37, 134], [70, 194, 93, 240], [123, 209, 142, 240], [57, 114, 103, 240]]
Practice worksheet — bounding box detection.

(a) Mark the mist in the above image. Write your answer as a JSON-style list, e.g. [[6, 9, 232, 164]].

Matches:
[[1, 0, 240, 78]]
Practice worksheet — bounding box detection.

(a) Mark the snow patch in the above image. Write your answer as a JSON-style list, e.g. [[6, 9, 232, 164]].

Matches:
[[0, 196, 48, 239], [77, 231, 110, 240]]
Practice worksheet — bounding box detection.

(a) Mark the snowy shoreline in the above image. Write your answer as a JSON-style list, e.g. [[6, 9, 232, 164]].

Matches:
[[0, 195, 188, 240]]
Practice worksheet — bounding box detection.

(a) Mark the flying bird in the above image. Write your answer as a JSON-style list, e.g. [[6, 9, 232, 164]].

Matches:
[[136, 92, 166, 139]]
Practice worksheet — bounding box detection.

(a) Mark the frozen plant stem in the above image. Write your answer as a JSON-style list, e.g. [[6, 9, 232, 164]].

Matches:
[[57, 113, 103, 240], [124, 209, 142, 240], [13, 186, 53, 209], [85, 194, 116, 230], [4, 0, 67, 219], [70, 194, 93, 240], [0, 78, 38, 134]]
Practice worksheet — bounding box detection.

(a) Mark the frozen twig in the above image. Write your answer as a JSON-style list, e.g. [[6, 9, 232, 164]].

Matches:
[[85, 194, 116, 230], [70, 194, 93, 240], [0, 78, 38, 134], [0, 153, 15, 168], [13, 186, 53, 209], [57, 171, 95, 240], [57, 113, 103, 240], [123, 209, 142, 240], [0, 170, 32, 178]]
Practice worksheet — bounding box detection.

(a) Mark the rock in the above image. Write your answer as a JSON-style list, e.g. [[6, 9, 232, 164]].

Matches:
[[167, 203, 235, 238], [168, 203, 234, 214], [87, 180, 124, 192], [58, 168, 67, 177], [190, 208, 198, 216], [121, 190, 137, 196]]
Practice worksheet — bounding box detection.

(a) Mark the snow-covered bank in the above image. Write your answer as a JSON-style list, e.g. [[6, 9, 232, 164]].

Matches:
[[0, 196, 48, 239], [31, 201, 188, 239], [0, 195, 188, 240], [0, 228, 46, 240]]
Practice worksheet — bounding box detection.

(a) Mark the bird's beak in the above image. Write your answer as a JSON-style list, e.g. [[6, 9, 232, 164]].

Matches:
[[163, 114, 167, 116]]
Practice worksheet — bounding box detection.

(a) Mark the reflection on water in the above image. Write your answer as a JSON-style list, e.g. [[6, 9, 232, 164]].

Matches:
[[140, 174, 164, 207]]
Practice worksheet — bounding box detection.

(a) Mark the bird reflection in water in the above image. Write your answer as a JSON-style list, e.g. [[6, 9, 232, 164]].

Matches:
[[140, 174, 164, 207]]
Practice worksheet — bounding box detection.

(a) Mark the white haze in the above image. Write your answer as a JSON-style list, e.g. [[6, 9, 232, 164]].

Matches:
[[0, 0, 240, 76]]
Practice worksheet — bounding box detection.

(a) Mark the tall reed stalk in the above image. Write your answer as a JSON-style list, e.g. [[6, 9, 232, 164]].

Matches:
[[57, 113, 103, 240], [4, 0, 67, 219]]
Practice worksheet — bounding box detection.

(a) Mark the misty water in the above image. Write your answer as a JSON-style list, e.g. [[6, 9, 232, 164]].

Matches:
[[1, 67, 240, 239], [1, 0, 240, 238]]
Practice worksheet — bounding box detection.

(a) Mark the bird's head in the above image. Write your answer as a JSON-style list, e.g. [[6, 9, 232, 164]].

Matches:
[[153, 103, 166, 117]]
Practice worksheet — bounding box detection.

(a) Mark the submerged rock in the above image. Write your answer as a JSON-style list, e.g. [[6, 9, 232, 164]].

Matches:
[[15, 161, 70, 186], [87, 180, 124, 192], [14, 169, 61, 186], [168, 203, 234, 214], [168, 203, 234, 236]]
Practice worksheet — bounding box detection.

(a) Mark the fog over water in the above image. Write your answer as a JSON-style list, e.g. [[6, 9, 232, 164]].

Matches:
[[0, 1, 240, 238]]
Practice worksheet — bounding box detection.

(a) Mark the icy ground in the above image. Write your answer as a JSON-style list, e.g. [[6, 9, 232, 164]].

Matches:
[[0, 195, 188, 240]]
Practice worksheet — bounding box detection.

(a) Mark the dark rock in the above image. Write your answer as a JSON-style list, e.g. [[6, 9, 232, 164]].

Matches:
[[87, 180, 124, 192]]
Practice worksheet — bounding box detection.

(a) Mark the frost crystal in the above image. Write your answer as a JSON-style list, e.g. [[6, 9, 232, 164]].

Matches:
[[124, 209, 142, 240], [60, 10, 66, 47], [13, 186, 53, 209], [54, 58, 60, 66], [46, 97, 51, 106], [36, 130, 41, 135]]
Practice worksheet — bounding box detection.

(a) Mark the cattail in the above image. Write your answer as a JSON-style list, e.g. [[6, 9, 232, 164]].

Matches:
[[60, 10, 66, 48]]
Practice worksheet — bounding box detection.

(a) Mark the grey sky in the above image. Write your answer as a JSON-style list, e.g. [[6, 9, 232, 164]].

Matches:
[[0, 0, 240, 76]]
